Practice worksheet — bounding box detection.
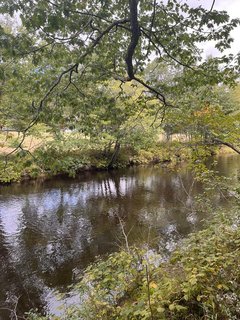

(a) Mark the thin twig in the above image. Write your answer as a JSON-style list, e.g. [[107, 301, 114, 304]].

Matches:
[[145, 264, 154, 320], [117, 215, 130, 253]]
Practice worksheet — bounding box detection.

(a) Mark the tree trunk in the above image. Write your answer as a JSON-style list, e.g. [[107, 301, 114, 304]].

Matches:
[[108, 141, 121, 168]]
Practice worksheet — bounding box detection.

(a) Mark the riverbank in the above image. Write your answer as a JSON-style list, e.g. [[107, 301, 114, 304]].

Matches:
[[0, 140, 223, 185], [28, 206, 240, 320]]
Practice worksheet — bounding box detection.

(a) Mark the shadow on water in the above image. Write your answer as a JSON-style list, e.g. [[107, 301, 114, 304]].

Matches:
[[0, 153, 239, 318]]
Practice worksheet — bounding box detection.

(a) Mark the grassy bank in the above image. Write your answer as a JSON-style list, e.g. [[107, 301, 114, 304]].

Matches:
[[27, 207, 240, 320], [1, 124, 235, 185], [0, 140, 193, 184]]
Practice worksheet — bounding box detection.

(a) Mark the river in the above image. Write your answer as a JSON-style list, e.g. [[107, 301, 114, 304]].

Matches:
[[0, 154, 239, 319]]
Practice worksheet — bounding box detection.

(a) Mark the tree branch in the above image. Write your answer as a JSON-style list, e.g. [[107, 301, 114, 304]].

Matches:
[[212, 137, 240, 155], [210, 0, 216, 12], [141, 27, 196, 71], [4, 18, 130, 160], [79, 18, 130, 62], [125, 0, 141, 79], [133, 76, 170, 107]]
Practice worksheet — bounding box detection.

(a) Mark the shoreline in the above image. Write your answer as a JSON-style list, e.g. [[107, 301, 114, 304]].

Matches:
[[0, 144, 237, 186]]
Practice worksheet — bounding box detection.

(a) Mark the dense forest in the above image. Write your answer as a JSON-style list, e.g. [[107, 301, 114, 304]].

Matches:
[[0, 0, 240, 319]]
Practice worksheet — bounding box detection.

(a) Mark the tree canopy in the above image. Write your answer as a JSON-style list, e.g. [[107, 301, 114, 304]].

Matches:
[[0, 0, 240, 179], [1, 0, 239, 111]]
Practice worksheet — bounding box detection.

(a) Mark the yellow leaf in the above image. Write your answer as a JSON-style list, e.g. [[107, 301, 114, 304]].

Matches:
[[197, 295, 202, 301], [149, 282, 158, 289]]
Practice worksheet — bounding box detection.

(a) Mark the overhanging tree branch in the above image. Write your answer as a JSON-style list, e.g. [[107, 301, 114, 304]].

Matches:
[[125, 0, 141, 79], [3, 18, 131, 159], [79, 18, 130, 62], [212, 137, 240, 155]]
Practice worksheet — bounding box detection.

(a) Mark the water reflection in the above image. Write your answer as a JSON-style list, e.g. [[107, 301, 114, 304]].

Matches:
[[0, 154, 239, 318]]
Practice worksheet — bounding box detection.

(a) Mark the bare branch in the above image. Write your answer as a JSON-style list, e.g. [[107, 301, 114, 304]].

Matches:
[[145, 264, 154, 320], [141, 27, 196, 71], [116, 214, 130, 253], [17, 41, 54, 56], [210, 0, 216, 13], [133, 76, 168, 106]]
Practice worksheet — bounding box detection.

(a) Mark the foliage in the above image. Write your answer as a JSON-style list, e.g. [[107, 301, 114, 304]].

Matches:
[[0, 152, 44, 183], [1, 4, 240, 319], [0, 134, 179, 183], [0, 157, 22, 183], [0, 0, 240, 155], [145, 59, 240, 151], [1, 0, 240, 176], [0, 0, 240, 212]]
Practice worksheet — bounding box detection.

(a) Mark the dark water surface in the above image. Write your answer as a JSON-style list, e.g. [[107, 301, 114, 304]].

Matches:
[[0, 154, 239, 319]]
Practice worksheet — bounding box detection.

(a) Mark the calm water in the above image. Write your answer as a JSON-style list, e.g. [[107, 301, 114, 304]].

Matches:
[[0, 154, 239, 319]]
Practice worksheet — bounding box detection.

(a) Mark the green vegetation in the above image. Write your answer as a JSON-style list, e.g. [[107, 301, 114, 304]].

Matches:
[[0, 81, 239, 183], [1, 1, 240, 318], [0, 132, 193, 183], [1, 0, 240, 184]]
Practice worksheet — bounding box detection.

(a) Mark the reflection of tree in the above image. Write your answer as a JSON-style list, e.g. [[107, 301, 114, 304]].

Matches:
[[0, 217, 45, 318], [0, 218, 14, 319], [17, 193, 92, 280]]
